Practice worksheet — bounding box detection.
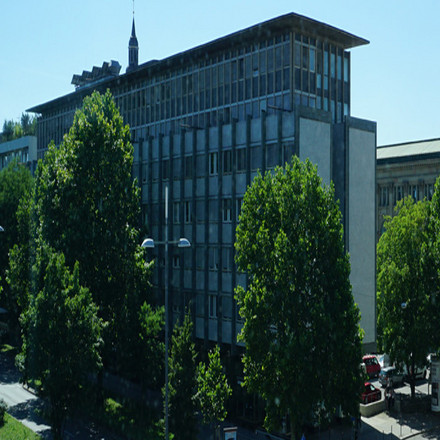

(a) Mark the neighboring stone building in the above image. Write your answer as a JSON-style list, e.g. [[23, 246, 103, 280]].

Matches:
[[28, 12, 377, 351], [0, 135, 37, 174], [376, 138, 440, 241]]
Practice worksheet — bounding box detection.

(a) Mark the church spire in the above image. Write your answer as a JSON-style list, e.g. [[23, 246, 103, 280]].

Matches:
[[127, 3, 139, 72]]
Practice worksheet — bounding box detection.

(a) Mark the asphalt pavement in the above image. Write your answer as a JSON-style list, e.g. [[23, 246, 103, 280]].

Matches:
[[2, 350, 440, 440], [0, 351, 121, 439]]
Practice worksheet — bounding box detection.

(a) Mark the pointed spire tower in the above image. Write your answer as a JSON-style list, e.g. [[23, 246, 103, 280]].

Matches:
[[127, 2, 139, 72]]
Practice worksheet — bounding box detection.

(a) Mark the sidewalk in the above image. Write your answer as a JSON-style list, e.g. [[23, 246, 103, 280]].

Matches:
[[362, 408, 440, 439]]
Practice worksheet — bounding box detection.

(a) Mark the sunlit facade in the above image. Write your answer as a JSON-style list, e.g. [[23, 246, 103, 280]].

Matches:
[[29, 12, 377, 352]]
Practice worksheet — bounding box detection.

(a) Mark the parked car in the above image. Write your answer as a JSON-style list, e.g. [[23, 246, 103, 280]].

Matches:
[[403, 364, 427, 380], [361, 382, 382, 404], [377, 353, 390, 369], [379, 366, 404, 388], [363, 355, 381, 378]]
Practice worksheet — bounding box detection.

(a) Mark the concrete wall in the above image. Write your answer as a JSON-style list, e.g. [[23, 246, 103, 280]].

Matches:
[[346, 118, 377, 350], [299, 117, 331, 186]]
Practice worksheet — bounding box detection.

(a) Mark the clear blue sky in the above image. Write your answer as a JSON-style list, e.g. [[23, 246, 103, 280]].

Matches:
[[1, 0, 439, 146]]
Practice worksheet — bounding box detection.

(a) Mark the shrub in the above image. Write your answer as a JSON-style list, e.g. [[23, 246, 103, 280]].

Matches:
[[0, 398, 8, 426]]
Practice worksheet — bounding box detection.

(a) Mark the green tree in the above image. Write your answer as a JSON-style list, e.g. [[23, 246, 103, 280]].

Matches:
[[5, 190, 34, 342], [20, 245, 102, 440], [377, 197, 437, 398], [139, 302, 164, 389], [34, 90, 151, 375], [196, 345, 231, 433], [1, 120, 14, 142], [0, 159, 33, 309], [20, 113, 36, 136], [235, 157, 362, 440], [168, 313, 197, 440]]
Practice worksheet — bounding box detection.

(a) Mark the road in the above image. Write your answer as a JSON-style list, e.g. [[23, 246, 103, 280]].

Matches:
[[0, 352, 121, 439]]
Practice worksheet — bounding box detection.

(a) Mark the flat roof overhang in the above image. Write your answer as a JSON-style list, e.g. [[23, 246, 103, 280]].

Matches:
[[28, 12, 368, 115]]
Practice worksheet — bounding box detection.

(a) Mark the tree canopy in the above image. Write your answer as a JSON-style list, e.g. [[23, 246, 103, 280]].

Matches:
[[0, 159, 33, 310], [235, 157, 362, 439], [20, 246, 102, 440], [33, 90, 152, 374], [196, 345, 232, 426], [168, 313, 197, 440], [377, 196, 438, 397]]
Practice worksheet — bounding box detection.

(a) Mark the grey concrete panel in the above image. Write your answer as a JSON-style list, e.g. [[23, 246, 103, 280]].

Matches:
[[347, 125, 376, 348], [251, 118, 262, 143], [196, 270, 204, 290], [208, 224, 218, 243], [222, 175, 232, 195], [236, 173, 247, 195], [162, 136, 169, 158], [184, 179, 192, 197], [223, 125, 232, 148], [209, 127, 219, 150], [266, 114, 278, 141], [183, 270, 192, 289], [222, 224, 233, 244], [282, 114, 295, 139], [196, 178, 205, 197], [209, 271, 218, 291], [299, 117, 331, 186], [236, 120, 247, 145], [209, 176, 219, 196], [209, 319, 218, 342], [196, 225, 205, 244], [222, 320, 232, 344], [222, 272, 232, 292]]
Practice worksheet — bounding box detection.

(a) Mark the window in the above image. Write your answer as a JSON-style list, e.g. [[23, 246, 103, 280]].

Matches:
[[173, 202, 180, 223], [172, 255, 180, 268], [184, 201, 192, 223], [223, 150, 232, 174], [380, 187, 389, 207], [209, 248, 218, 270], [410, 185, 418, 201], [222, 198, 232, 222], [209, 152, 218, 175], [184, 156, 192, 179], [394, 185, 403, 204], [222, 247, 232, 270], [162, 159, 169, 180], [209, 295, 218, 318], [236, 148, 246, 172], [424, 183, 434, 200], [236, 198, 243, 222]]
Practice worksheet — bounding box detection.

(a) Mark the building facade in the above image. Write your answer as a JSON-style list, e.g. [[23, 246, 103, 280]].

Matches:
[[0, 136, 37, 174], [377, 138, 440, 241], [28, 13, 377, 351]]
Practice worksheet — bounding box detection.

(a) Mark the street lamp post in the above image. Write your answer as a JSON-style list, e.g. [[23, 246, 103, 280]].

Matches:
[[141, 185, 190, 440]]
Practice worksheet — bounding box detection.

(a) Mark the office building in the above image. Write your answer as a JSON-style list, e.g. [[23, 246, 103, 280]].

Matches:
[[377, 138, 440, 241], [28, 12, 377, 351], [0, 135, 37, 174]]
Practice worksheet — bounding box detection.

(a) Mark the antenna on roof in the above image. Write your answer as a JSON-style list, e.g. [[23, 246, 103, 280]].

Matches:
[[133, 0, 135, 17]]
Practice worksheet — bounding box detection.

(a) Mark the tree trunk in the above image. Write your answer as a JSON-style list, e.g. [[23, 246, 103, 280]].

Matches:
[[290, 413, 297, 440], [410, 357, 416, 399]]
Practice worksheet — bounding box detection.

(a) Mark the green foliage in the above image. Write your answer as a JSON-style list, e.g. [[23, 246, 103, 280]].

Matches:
[[0, 158, 33, 279], [34, 90, 152, 374], [1, 114, 36, 142], [0, 413, 40, 439], [20, 245, 102, 439], [196, 345, 232, 426], [168, 313, 197, 440], [377, 197, 437, 398], [0, 159, 33, 338], [0, 399, 7, 426], [139, 302, 164, 388], [235, 157, 362, 438]]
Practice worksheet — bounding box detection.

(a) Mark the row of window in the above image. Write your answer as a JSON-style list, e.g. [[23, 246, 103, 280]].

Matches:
[[166, 198, 243, 224], [379, 183, 435, 206], [146, 142, 295, 182]]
